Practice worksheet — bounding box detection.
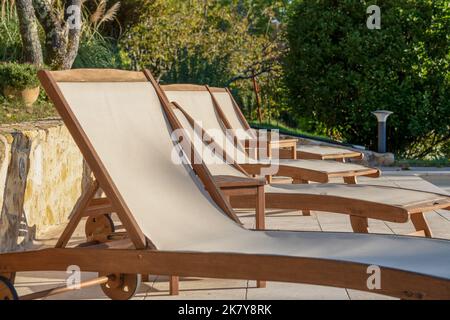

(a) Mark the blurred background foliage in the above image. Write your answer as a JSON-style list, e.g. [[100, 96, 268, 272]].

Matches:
[[119, 0, 288, 124], [0, 0, 448, 159], [285, 0, 450, 159]]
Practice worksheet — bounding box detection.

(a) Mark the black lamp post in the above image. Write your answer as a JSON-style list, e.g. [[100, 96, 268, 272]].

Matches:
[[372, 110, 393, 153]]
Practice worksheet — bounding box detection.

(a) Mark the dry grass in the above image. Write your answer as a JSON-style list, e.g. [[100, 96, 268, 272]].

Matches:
[[0, 96, 56, 124]]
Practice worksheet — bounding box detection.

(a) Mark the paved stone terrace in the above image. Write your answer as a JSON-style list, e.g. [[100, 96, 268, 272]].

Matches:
[[13, 174, 450, 300]]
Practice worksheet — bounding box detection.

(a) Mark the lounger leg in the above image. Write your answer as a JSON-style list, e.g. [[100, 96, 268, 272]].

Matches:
[[336, 158, 345, 163], [170, 276, 179, 295], [256, 186, 266, 288], [56, 180, 99, 248], [255, 185, 265, 230], [350, 216, 369, 233], [291, 145, 297, 159], [293, 179, 311, 216], [344, 176, 357, 184], [410, 212, 432, 238], [256, 280, 266, 288]]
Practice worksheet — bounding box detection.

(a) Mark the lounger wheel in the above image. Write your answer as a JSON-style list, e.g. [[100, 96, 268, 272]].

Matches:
[[0, 276, 18, 300], [85, 214, 115, 242], [99, 273, 141, 300]]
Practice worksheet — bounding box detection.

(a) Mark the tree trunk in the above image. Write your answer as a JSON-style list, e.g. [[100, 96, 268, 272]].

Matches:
[[15, 0, 44, 65], [32, 0, 82, 69], [63, 0, 82, 69]]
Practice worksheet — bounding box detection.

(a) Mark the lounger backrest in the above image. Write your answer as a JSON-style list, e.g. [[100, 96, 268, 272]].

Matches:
[[211, 90, 256, 141], [42, 70, 245, 250], [173, 107, 248, 178], [163, 85, 251, 163]]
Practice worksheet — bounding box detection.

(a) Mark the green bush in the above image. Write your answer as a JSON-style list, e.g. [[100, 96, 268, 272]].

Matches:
[[0, 62, 40, 91], [119, 0, 284, 115], [284, 0, 450, 157], [0, 17, 22, 62], [73, 36, 122, 69]]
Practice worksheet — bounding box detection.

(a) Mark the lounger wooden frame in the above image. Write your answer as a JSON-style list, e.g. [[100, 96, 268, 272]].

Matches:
[[162, 84, 379, 183], [205, 85, 299, 161], [220, 86, 364, 161], [170, 101, 450, 237], [165, 84, 298, 161], [1, 69, 449, 300], [187, 84, 363, 161]]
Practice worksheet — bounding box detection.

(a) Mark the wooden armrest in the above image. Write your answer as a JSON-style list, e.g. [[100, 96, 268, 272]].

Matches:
[[269, 139, 298, 147], [276, 138, 298, 144], [213, 175, 265, 188], [241, 138, 298, 148]]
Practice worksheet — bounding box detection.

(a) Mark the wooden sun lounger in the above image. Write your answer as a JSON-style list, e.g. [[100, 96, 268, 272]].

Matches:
[[1, 69, 449, 301], [214, 86, 363, 161], [162, 84, 377, 184], [173, 84, 363, 162], [170, 104, 450, 237]]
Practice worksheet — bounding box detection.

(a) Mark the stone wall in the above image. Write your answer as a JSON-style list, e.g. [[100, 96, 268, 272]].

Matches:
[[0, 120, 90, 252]]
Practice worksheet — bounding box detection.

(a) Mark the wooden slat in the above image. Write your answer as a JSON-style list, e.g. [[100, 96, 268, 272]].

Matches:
[[2, 248, 449, 300], [89, 198, 112, 206], [214, 175, 265, 188], [169, 276, 179, 295], [56, 180, 99, 248], [297, 150, 363, 161], [410, 212, 432, 238], [74, 239, 134, 250], [404, 199, 450, 214], [20, 276, 109, 300], [50, 69, 147, 82], [83, 204, 115, 217], [162, 84, 226, 92], [328, 168, 381, 179], [344, 176, 358, 184], [255, 185, 265, 230], [230, 192, 409, 223], [350, 215, 369, 233]]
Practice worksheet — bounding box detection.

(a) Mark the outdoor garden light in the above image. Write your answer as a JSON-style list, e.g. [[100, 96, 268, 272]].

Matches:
[[372, 110, 393, 153]]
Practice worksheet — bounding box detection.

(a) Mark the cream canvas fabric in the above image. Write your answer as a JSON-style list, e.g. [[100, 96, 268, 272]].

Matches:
[[56, 81, 450, 280], [174, 107, 449, 210], [211, 91, 255, 141], [165, 90, 369, 173], [212, 91, 359, 156]]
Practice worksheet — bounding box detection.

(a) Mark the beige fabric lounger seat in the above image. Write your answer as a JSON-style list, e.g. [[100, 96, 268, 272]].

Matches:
[[206, 86, 363, 161], [2, 69, 449, 300], [163, 87, 378, 183]]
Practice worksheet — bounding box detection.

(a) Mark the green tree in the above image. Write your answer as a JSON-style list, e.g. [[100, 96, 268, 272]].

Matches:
[[120, 0, 286, 121], [285, 0, 450, 157], [9, 0, 120, 69]]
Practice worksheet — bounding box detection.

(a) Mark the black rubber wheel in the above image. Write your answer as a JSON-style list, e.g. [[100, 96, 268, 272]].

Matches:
[[0, 276, 19, 300], [99, 273, 142, 300]]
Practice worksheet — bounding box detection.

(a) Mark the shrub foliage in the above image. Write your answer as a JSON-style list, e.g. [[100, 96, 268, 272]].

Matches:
[[285, 0, 450, 157], [0, 62, 40, 90]]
